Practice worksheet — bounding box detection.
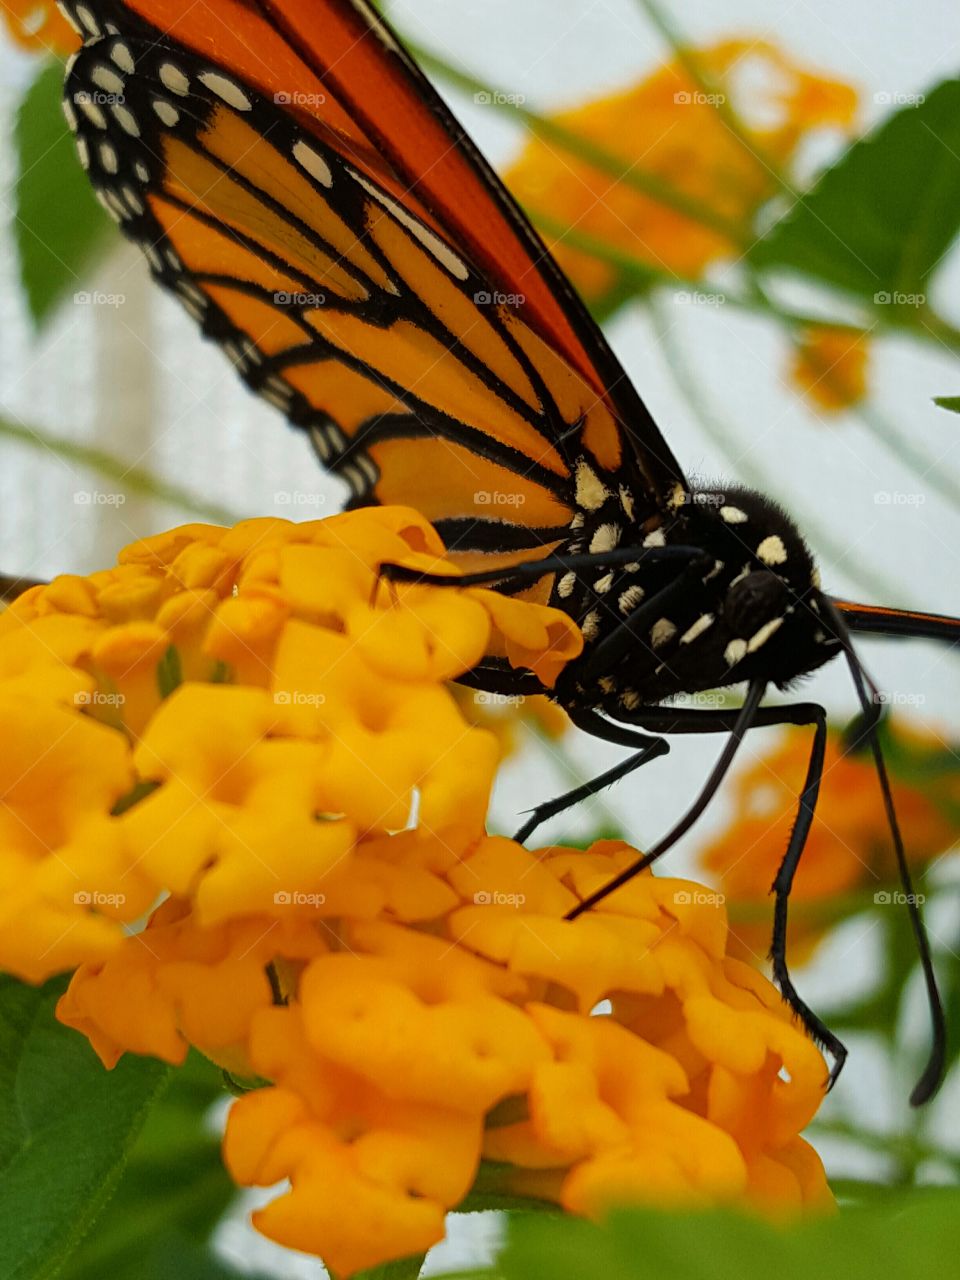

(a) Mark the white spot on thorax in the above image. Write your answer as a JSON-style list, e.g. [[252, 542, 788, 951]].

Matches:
[[746, 616, 784, 653], [720, 506, 748, 524], [619, 484, 635, 520], [619, 585, 644, 615], [757, 535, 788, 566], [558, 573, 577, 605], [642, 528, 665, 548], [622, 689, 642, 710], [650, 618, 676, 649], [680, 613, 714, 644], [724, 638, 747, 665], [589, 524, 620, 555], [581, 611, 601, 641], [593, 572, 614, 594]]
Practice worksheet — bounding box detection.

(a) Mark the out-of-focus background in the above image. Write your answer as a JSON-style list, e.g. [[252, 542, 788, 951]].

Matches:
[[2, 0, 959, 1274]]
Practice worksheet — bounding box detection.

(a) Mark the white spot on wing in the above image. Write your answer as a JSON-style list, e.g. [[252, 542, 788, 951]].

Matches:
[[99, 141, 119, 173], [77, 97, 107, 129], [153, 99, 180, 127], [111, 43, 136, 74], [352, 170, 471, 280], [643, 528, 665, 548], [112, 104, 140, 137], [91, 65, 125, 96], [75, 4, 99, 35], [159, 63, 191, 97], [293, 140, 334, 189], [593, 572, 614, 594], [199, 71, 253, 112], [724, 638, 747, 665]]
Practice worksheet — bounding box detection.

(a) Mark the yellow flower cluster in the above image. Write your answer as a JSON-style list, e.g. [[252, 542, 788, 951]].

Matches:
[[0, 511, 832, 1276]]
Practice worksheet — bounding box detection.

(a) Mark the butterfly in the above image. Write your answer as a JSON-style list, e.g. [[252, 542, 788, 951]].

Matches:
[[57, 0, 957, 1099]]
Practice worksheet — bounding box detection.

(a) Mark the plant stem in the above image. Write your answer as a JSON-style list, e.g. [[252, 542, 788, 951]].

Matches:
[[0, 413, 241, 525]]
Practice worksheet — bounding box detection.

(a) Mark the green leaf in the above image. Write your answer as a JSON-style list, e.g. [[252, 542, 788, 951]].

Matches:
[[498, 1194, 960, 1280], [751, 79, 960, 306], [14, 60, 116, 326], [59, 1053, 238, 1280], [156, 645, 183, 699], [355, 1254, 428, 1280], [934, 395, 960, 414], [0, 975, 168, 1280]]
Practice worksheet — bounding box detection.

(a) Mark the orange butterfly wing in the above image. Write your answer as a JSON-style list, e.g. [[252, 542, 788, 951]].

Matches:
[[62, 0, 687, 586]]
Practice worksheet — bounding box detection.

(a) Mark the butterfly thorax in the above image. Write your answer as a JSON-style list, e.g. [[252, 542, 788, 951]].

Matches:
[[553, 473, 840, 715]]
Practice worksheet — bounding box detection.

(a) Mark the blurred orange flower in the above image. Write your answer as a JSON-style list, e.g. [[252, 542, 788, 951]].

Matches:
[[701, 723, 958, 963], [2, 0, 79, 53], [506, 39, 857, 303], [789, 327, 870, 412]]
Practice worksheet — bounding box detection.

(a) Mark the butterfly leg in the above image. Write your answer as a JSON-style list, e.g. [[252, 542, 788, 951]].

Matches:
[[608, 693, 845, 1083], [513, 708, 669, 843], [379, 544, 705, 591]]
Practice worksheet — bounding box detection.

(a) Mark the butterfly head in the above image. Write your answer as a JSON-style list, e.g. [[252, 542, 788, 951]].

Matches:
[[640, 483, 842, 699]]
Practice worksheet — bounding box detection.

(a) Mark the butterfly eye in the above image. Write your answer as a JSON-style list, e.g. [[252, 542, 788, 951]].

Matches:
[[723, 570, 788, 636]]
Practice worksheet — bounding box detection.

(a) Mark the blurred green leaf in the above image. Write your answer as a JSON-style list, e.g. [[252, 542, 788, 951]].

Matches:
[[0, 975, 168, 1280], [750, 79, 960, 307], [498, 1194, 960, 1280], [934, 396, 960, 414], [14, 60, 115, 326], [60, 1053, 238, 1280]]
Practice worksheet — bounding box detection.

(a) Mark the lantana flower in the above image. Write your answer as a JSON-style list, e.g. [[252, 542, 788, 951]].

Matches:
[[2, 0, 79, 53], [505, 39, 866, 408], [700, 723, 958, 963], [1, 510, 833, 1276]]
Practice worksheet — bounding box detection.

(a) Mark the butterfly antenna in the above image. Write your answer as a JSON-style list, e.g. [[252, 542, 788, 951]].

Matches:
[[821, 598, 947, 1105]]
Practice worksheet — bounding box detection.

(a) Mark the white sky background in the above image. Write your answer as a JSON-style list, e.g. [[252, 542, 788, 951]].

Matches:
[[2, 0, 960, 1273]]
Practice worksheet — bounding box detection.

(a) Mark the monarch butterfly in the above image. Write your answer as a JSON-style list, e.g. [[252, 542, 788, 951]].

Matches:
[[58, 0, 957, 1100]]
